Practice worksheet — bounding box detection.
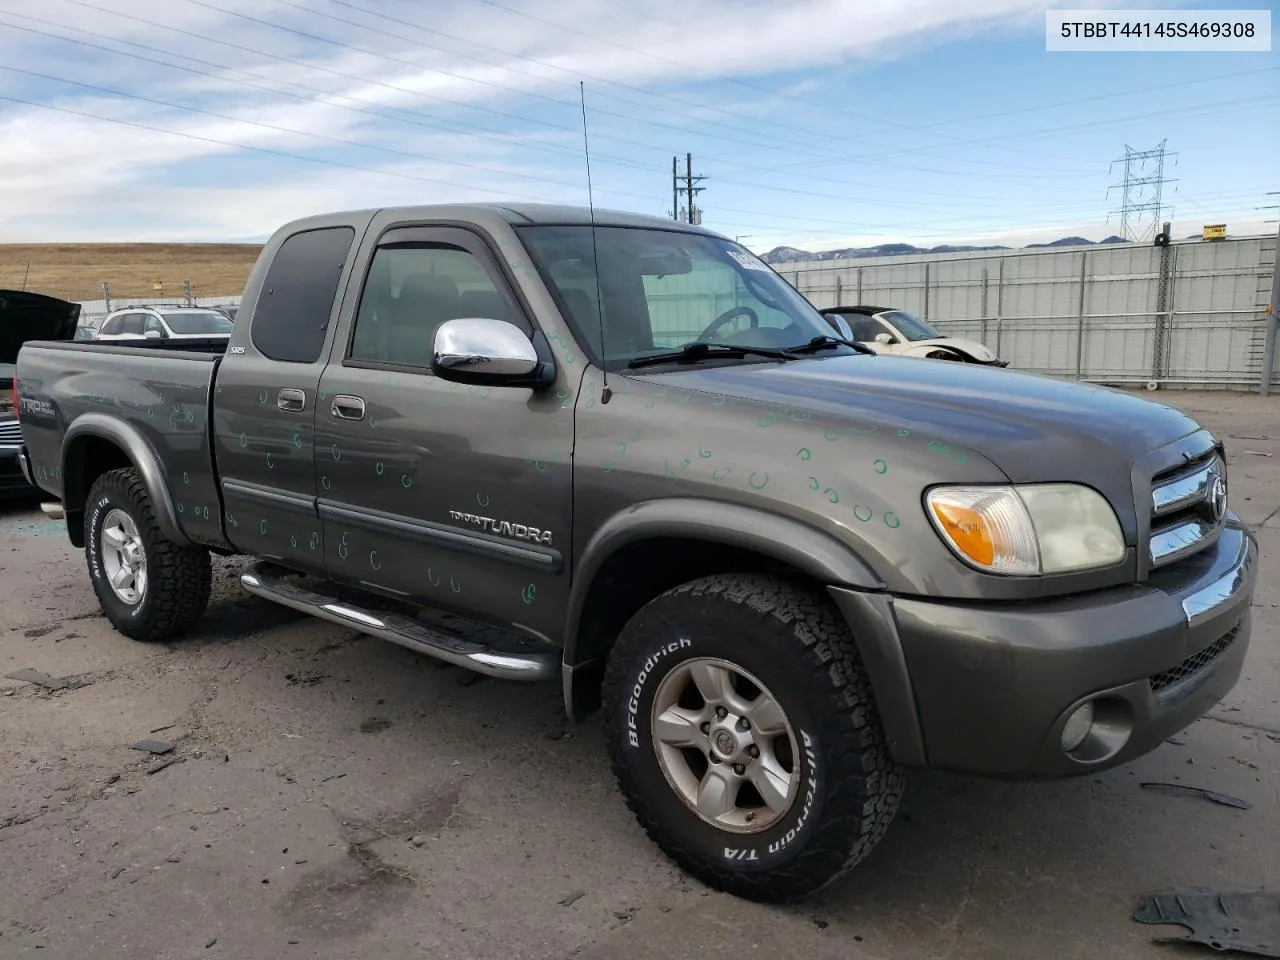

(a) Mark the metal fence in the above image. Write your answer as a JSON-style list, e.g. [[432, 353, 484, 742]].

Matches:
[[782, 233, 1279, 392]]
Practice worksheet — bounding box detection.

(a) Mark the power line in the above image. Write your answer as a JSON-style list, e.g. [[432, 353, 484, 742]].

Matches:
[[1107, 140, 1178, 242]]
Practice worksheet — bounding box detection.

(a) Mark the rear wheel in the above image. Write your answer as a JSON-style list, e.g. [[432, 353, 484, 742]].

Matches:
[[601, 573, 904, 902], [85, 467, 211, 642]]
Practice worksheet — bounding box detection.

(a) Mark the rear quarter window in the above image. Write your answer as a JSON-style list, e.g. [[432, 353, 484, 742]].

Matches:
[[250, 226, 356, 363]]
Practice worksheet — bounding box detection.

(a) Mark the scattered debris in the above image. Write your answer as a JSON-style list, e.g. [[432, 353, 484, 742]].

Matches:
[[110, 867, 126, 879], [408, 836, 427, 848], [1140, 782, 1251, 810], [1232, 756, 1261, 770], [147, 757, 183, 775], [359, 717, 393, 734], [205, 938, 217, 949], [320, 773, 347, 783], [22, 626, 57, 638], [150, 724, 175, 734], [813, 919, 830, 930], [1165, 737, 1186, 746], [1133, 887, 1280, 958], [558, 890, 586, 907], [613, 908, 636, 922], [1267, 734, 1280, 744], [1242, 450, 1273, 457], [5, 668, 82, 691], [132, 739, 174, 755]]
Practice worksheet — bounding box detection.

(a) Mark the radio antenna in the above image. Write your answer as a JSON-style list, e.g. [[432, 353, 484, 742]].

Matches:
[[579, 81, 611, 403]]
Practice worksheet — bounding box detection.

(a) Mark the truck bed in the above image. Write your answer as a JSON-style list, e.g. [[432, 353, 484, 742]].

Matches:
[[16, 339, 228, 549]]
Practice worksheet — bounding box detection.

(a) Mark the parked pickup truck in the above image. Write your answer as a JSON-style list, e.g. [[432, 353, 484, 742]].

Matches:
[[15, 204, 1258, 902]]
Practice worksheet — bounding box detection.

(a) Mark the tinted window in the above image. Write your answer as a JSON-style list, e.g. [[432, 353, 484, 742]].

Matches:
[[99, 315, 123, 335], [251, 226, 355, 363], [349, 243, 523, 368], [143, 313, 165, 336], [120, 313, 144, 335], [837, 313, 887, 342], [161, 310, 233, 335]]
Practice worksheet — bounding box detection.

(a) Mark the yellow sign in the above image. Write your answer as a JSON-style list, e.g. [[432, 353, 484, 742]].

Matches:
[[1202, 224, 1226, 240]]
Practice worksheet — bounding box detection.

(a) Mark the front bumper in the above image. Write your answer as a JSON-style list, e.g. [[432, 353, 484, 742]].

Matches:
[[832, 518, 1257, 780], [0, 443, 37, 497]]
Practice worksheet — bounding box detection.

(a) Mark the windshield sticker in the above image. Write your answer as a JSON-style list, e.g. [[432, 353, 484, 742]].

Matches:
[[727, 250, 770, 272]]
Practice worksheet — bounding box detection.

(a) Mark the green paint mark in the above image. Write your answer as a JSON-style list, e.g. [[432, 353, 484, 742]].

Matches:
[[147, 407, 154, 419], [266, 452, 274, 469], [928, 441, 951, 453], [290, 535, 297, 549], [375, 461, 384, 477], [711, 395, 727, 406], [797, 447, 812, 461], [824, 488, 839, 504], [449, 577, 461, 594], [338, 531, 350, 560], [370, 550, 382, 570], [680, 458, 691, 469], [521, 583, 537, 605], [809, 477, 820, 490], [699, 447, 712, 459], [789, 410, 812, 423], [678, 394, 691, 404], [309, 531, 319, 550], [331, 444, 342, 461], [852, 504, 873, 523], [898, 428, 911, 437], [259, 390, 268, 406], [427, 568, 440, 587], [873, 459, 888, 475], [321, 475, 331, 490], [711, 467, 731, 480], [748, 471, 769, 490], [884, 511, 901, 529], [239, 433, 247, 447], [182, 472, 190, 484], [176, 503, 184, 514], [556, 389, 572, 409], [260, 519, 268, 534], [823, 429, 843, 442], [663, 460, 678, 484], [954, 453, 969, 465], [401, 474, 413, 488], [369, 418, 378, 428], [227, 513, 238, 528], [476, 491, 490, 507], [292, 432, 302, 449], [757, 410, 779, 428]]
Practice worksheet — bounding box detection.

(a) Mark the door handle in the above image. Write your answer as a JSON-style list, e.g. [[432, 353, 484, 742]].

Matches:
[[331, 395, 366, 421], [277, 388, 307, 412]]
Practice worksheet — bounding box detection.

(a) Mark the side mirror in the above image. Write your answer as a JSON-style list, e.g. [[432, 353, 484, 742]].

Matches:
[[143, 329, 163, 339], [825, 313, 854, 341], [431, 317, 555, 389], [873, 332, 894, 345]]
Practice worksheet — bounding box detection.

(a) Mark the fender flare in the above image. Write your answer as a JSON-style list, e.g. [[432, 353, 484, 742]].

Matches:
[[563, 497, 883, 668], [62, 413, 189, 548]]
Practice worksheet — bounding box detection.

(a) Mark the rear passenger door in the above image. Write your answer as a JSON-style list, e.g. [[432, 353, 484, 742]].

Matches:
[[212, 220, 365, 565], [313, 225, 573, 640]]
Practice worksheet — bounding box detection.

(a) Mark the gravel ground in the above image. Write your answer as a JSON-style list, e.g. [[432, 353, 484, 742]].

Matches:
[[1, 388, 1276, 960]]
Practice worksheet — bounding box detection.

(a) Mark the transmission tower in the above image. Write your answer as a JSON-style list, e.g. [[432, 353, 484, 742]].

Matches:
[[1107, 140, 1179, 242], [671, 153, 706, 224]]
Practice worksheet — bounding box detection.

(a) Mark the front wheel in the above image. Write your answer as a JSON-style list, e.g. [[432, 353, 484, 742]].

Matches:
[[602, 574, 904, 903], [85, 467, 212, 642]]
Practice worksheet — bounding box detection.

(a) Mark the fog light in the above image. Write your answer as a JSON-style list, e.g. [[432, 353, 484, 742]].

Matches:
[[1061, 701, 1095, 752]]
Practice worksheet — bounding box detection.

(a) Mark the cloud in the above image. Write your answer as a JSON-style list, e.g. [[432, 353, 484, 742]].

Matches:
[[0, 0, 1211, 244]]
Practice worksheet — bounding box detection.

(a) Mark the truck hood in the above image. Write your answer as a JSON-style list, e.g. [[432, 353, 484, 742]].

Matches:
[[630, 353, 1200, 493], [1, 290, 81, 367]]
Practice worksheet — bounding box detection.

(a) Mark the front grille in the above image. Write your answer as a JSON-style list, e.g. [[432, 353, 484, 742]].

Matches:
[[1147, 449, 1225, 569], [0, 418, 21, 446], [1150, 625, 1239, 693]]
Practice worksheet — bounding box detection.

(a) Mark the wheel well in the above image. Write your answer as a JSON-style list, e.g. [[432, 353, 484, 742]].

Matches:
[[569, 537, 815, 714], [63, 436, 132, 547]]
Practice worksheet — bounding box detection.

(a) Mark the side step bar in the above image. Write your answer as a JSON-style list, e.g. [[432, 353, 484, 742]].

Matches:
[[239, 562, 559, 682]]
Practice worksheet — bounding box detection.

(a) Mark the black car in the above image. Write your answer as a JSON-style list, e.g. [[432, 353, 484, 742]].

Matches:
[[1, 290, 80, 498]]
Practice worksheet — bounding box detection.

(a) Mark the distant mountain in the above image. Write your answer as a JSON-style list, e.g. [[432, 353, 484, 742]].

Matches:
[[759, 234, 1133, 264]]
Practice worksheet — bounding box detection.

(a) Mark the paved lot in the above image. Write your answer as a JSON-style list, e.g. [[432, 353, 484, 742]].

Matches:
[[1, 389, 1277, 960]]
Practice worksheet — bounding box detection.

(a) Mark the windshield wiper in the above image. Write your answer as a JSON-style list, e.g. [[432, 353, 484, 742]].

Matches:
[[626, 341, 801, 370], [787, 334, 876, 356]]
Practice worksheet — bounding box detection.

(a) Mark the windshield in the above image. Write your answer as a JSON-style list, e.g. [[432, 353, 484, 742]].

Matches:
[[879, 309, 941, 342], [161, 310, 233, 335], [517, 225, 846, 367]]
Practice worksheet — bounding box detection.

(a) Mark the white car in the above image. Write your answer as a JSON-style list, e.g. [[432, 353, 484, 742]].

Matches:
[[94, 306, 233, 343], [822, 304, 1008, 367]]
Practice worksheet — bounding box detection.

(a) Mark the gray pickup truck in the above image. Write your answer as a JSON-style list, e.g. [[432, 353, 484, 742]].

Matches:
[[15, 204, 1258, 902]]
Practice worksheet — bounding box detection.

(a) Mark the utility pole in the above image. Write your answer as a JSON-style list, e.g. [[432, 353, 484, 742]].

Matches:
[[672, 153, 706, 223], [1107, 140, 1179, 243]]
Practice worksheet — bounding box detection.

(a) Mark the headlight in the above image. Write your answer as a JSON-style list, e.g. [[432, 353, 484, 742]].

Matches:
[[925, 483, 1125, 576]]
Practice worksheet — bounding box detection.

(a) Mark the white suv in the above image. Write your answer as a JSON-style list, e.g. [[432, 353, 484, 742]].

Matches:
[[95, 306, 233, 343]]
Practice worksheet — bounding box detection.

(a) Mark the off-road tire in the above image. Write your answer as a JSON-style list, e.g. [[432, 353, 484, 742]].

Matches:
[[602, 573, 904, 903], [84, 467, 211, 642]]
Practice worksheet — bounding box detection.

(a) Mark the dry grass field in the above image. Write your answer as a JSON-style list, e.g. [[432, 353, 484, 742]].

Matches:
[[0, 243, 263, 302]]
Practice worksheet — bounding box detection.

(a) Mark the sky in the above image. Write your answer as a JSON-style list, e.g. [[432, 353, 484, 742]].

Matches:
[[0, 0, 1276, 252]]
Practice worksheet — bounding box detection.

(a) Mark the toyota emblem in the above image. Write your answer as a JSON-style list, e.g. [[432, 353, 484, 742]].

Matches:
[[1208, 473, 1227, 523]]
